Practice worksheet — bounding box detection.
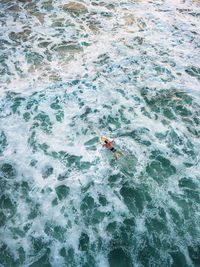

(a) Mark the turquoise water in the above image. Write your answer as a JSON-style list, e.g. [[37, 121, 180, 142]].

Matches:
[[0, 0, 200, 266]]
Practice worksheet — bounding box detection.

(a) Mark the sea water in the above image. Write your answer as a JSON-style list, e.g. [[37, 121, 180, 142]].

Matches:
[[0, 0, 200, 266]]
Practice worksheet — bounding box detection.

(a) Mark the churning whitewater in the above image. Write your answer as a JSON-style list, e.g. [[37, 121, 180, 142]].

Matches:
[[0, 0, 200, 266]]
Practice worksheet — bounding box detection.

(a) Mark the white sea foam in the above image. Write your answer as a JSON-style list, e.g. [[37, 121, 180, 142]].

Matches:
[[0, 0, 200, 266]]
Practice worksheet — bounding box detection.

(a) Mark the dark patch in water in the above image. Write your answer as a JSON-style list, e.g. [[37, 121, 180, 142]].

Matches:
[[55, 185, 70, 200], [108, 247, 133, 267]]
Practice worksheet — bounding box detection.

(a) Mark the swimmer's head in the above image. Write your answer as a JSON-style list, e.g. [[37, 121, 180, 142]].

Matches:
[[100, 136, 109, 144]]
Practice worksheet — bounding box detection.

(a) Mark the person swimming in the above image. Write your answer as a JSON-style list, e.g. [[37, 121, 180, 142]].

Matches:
[[100, 136, 122, 160]]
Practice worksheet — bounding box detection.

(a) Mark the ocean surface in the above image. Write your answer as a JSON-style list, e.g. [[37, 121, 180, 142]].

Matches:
[[0, 0, 200, 266]]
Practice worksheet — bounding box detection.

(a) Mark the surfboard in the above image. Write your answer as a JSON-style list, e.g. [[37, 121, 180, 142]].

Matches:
[[100, 136, 123, 160]]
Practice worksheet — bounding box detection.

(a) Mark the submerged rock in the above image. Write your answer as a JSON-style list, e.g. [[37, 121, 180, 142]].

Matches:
[[62, 2, 88, 14]]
